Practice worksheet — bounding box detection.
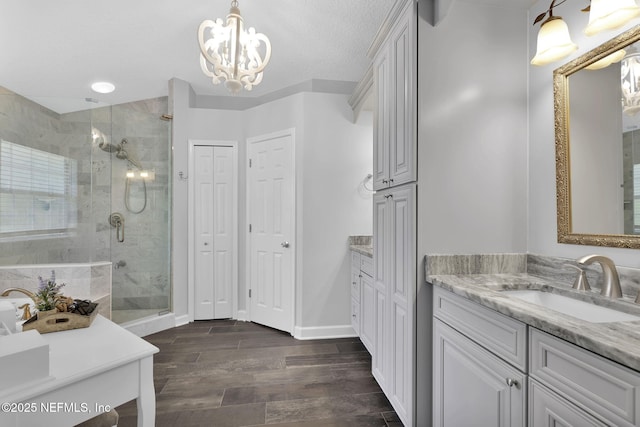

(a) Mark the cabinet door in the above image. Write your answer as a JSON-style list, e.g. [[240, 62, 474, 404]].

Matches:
[[373, 284, 387, 388], [372, 191, 389, 387], [350, 297, 360, 336], [433, 319, 526, 427], [388, 4, 416, 187], [360, 273, 375, 353], [387, 185, 416, 426], [373, 46, 390, 191], [529, 379, 606, 427]]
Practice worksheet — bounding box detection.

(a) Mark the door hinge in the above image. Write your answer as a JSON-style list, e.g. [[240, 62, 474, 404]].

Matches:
[[249, 158, 252, 167], [249, 224, 252, 232], [249, 289, 252, 298]]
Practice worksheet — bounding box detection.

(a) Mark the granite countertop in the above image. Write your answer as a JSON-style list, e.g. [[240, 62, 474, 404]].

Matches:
[[427, 272, 640, 372], [348, 235, 373, 257]]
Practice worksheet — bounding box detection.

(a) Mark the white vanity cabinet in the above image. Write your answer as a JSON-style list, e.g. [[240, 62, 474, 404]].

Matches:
[[372, 0, 416, 191], [350, 250, 374, 353], [433, 287, 527, 427], [373, 183, 416, 426], [433, 285, 640, 427], [529, 328, 640, 427]]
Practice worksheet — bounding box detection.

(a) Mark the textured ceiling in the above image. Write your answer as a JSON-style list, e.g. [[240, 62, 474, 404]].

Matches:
[[0, 0, 396, 113]]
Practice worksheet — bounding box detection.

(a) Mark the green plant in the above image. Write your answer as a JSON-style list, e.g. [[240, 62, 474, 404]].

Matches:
[[35, 270, 65, 311]]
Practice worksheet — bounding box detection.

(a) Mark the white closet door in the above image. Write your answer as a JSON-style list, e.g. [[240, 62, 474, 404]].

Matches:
[[194, 145, 234, 320]]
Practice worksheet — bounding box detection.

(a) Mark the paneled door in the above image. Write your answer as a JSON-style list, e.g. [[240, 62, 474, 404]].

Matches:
[[248, 130, 295, 333], [194, 145, 235, 320]]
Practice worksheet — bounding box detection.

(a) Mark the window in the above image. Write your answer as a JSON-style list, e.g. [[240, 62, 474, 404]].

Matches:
[[0, 140, 77, 238]]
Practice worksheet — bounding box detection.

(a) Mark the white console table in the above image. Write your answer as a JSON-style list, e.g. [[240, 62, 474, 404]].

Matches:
[[0, 315, 159, 427]]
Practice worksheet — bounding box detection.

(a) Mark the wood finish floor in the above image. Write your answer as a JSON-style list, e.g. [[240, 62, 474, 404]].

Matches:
[[116, 320, 401, 427]]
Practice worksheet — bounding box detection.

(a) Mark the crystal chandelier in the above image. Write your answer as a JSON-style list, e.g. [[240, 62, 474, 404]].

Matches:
[[198, 0, 272, 94]]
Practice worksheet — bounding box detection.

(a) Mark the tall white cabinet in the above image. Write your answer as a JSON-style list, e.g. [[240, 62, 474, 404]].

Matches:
[[370, 1, 417, 425], [372, 1, 417, 192]]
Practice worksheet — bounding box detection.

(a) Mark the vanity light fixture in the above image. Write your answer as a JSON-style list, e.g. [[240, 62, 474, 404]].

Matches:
[[91, 82, 115, 94], [531, 0, 640, 66], [584, 48, 626, 69], [197, 0, 272, 94]]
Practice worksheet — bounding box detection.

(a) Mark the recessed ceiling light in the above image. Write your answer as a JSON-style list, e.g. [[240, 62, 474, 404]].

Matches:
[[91, 82, 115, 94]]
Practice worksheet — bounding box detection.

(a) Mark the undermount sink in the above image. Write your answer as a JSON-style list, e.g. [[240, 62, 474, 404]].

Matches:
[[501, 290, 640, 323]]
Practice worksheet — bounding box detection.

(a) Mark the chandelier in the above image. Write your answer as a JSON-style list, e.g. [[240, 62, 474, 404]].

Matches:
[[531, 0, 640, 66], [198, 0, 272, 94], [622, 50, 640, 115]]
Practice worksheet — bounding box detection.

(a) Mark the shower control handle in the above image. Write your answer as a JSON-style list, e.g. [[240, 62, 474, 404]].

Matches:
[[109, 212, 125, 243]]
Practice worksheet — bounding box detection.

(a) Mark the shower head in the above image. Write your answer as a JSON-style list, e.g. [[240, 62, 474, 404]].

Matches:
[[116, 147, 143, 169], [98, 141, 121, 153]]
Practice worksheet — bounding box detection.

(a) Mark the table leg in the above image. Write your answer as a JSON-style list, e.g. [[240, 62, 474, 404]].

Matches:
[[136, 356, 156, 427]]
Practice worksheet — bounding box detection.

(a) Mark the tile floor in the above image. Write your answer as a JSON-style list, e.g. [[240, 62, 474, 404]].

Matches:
[[116, 320, 401, 427]]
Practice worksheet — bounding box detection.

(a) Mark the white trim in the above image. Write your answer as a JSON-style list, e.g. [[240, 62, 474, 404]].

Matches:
[[174, 314, 189, 327], [187, 139, 239, 323], [293, 325, 358, 340], [236, 309, 248, 322], [121, 312, 176, 338], [245, 128, 296, 335]]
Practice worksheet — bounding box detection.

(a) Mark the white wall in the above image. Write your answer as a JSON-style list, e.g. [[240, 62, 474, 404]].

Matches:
[[171, 85, 373, 332], [418, 1, 529, 256], [528, 0, 640, 267], [416, 2, 529, 425]]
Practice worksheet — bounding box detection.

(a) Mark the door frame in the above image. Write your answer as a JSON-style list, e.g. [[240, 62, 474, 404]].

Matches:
[[187, 139, 239, 323], [245, 128, 296, 334]]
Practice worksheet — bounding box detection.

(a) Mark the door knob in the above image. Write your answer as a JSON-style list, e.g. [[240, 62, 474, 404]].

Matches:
[[281, 241, 290, 248]]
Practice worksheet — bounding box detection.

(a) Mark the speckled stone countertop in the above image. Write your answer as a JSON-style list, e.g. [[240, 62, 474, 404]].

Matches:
[[349, 235, 373, 257], [425, 253, 640, 372]]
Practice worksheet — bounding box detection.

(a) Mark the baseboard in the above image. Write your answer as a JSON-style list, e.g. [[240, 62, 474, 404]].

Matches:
[[174, 314, 189, 327], [236, 310, 248, 322], [293, 324, 357, 340], [122, 313, 177, 337]]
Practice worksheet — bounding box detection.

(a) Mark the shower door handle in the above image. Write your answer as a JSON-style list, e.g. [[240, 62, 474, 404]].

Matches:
[[109, 212, 125, 243]]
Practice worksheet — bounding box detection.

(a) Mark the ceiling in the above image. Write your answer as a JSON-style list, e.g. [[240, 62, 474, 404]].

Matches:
[[0, 0, 397, 113]]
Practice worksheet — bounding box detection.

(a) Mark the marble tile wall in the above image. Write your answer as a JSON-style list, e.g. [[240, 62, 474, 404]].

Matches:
[[424, 252, 640, 299], [0, 87, 171, 316], [0, 87, 97, 264], [0, 263, 112, 319]]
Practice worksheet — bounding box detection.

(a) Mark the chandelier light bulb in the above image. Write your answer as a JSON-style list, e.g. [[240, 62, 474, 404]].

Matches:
[[198, 0, 272, 94]]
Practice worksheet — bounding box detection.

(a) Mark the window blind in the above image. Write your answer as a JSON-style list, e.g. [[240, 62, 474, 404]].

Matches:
[[0, 140, 77, 236]]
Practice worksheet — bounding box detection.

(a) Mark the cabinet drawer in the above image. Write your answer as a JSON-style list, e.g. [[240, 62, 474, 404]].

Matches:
[[433, 287, 527, 371], [529, 379, 606, 427], [351, 251, 361, 270], [351, 298, 360, 335], [530, 328, 640, 427], [351, 275, 360, 302], [360, 254, 373, 277]]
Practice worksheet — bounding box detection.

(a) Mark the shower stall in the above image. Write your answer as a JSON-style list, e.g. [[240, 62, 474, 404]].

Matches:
[[0, 87, 172, 325]]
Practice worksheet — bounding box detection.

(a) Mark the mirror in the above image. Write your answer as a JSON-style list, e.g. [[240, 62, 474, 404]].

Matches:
[[556, 24, 640, 249]]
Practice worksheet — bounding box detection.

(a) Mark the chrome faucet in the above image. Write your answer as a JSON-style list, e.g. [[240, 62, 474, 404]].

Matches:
[[577, 255, 622, 298]]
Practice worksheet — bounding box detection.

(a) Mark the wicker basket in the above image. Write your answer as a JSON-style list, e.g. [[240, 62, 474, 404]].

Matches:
[[22, 303, 98, 334]]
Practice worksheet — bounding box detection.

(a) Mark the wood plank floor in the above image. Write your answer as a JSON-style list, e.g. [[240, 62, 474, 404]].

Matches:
[[116, 320, 401, 427]]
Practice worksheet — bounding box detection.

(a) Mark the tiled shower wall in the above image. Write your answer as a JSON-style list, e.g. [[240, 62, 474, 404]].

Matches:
[[0, 87, 171, 319], [92, 98, 171, 315]]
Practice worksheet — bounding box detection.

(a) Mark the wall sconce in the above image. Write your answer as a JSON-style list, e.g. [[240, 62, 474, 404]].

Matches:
[[531, 0, 640, 66]]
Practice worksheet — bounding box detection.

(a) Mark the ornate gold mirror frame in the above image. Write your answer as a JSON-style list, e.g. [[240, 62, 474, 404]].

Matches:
[[556, 24, 640, 249]]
